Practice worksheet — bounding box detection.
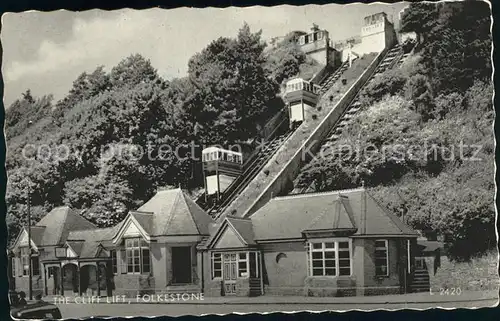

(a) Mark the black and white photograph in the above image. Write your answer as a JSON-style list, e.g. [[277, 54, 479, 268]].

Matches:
[[1, 1, 498, 319]]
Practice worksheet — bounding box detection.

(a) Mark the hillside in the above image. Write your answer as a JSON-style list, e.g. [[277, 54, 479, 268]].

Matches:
[[295, 1, 493, 261], [4, 23, 318, 241], [4, 1, 495, 265]]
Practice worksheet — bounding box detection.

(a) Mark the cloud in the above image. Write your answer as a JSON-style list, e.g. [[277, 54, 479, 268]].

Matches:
[[2, 4, 408, 106], [4, 11, 159, 82]]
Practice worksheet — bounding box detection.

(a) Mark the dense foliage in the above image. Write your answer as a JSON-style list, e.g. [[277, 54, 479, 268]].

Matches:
[[298, 1, 493, 261], [5, 23, 313, 242]]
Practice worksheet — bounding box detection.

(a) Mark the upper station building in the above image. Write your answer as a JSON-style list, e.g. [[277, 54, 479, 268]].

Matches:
[[296, 13, 398, 67], [297, 24, 340, 67]]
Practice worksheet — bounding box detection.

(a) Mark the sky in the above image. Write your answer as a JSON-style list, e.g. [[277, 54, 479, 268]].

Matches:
[[1, 3, 409, 107]]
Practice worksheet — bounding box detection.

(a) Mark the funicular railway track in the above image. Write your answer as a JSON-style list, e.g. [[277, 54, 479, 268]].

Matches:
[[294, 44, 403, 194], [208, 126, 295, 219], [195, 115, 295, 219]]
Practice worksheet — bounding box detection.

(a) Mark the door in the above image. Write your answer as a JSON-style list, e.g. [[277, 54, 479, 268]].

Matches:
[[171, 247, 192, 284], [223, 253, 237, 295]]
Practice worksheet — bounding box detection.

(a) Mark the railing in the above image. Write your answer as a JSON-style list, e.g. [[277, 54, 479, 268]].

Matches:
[[211, 128, 295, 220], [296, 45, 403, 194], [238, 48, 391, 218], [196, 111, 290, 208]]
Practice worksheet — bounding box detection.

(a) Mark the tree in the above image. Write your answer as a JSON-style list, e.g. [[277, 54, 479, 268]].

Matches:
[[110, 54, 166, 89], [187, 23, 278, 145], [53, 66, 112, 122]]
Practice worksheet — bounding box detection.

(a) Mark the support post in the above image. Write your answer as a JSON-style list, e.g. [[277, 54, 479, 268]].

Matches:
[[43, 264, 48, 296], [97, 263, 101, 297], [78, 262, 81, 296], [60, 263, 64, 296], [27, 180, 33, 301]]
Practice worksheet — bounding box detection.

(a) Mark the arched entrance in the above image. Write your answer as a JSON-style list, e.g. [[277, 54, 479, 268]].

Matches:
[[79, 265, 94, 294], [62, 263, 79, 294], [80, 262, 113, 296], [46, 266, 61, 295]]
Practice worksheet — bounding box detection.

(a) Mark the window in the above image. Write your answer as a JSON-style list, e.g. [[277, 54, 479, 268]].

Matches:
[[375, 239, 389, 276], [211, 253, 222, 279], [212, 251, 258, 279], [20, 248, 30, 276], [125, 238, 150, 274], [142, 248, 151, 273], [31, 257, 40, 276], [238, 253, 248, 277], [19, 247, 39, 277], [11, 257, 16, 277], [308, 240, 352, 277], [338, 242, 351, 276], [110, 250, 118, 274]]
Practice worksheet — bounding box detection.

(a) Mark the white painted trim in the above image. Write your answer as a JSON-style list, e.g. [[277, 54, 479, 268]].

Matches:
[[12, 228, 39, 251], [307, 238, 352, 277], [112, 214, 150, 244], [375, 239, 389, 276]]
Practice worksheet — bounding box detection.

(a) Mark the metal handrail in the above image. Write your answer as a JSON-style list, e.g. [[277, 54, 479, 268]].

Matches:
[[297, 45, 401, 194], [212, 128, 295, 220]]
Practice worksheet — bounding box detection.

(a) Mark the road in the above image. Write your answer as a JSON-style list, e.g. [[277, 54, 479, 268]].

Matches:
[[57, 299, 498, 318]]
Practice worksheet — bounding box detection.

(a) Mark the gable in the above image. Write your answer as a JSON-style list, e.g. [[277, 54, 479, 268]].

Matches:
[[124, 220, 142, 237], [213, 225, 247, 249], [15, 229, 38, 250], [95, 245, 109, 258], [66, 246, 78, 258], [112, 215, 150, 244]]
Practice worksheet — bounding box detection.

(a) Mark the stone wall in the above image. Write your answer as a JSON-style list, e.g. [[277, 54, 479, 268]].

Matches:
[[427, 251, 499, 292]]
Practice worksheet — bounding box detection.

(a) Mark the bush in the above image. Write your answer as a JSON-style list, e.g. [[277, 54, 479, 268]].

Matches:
[[361, 68, 407, 104]]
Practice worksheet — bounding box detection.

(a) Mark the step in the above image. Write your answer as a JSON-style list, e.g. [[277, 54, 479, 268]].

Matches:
[[339, 120, 351, 127]]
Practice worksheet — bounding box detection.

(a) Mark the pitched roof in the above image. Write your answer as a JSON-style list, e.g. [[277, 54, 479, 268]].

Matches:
[[226, 217, 255, 245], [13, 206, 98, 249], [36, 206, 97, 245], [250, 188, 418, 241], [29, 226, 47, 246], [66, 241, 84, 256], [67, 226, 118, 258], [134, 188, 213, 236], [303, 198, 356, 232]]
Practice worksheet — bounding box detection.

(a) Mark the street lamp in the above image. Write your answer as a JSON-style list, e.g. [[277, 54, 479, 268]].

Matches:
[[26, 120, 34, 301], [25, 178, 33, 301]]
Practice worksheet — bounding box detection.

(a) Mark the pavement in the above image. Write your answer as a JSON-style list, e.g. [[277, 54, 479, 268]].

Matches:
[[43, 290, 499, 305]]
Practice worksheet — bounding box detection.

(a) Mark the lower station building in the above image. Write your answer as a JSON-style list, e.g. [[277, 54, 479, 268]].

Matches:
[[9, 187, 419, 297]]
